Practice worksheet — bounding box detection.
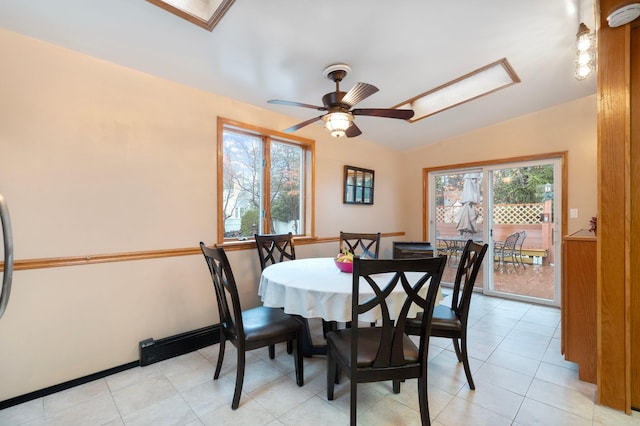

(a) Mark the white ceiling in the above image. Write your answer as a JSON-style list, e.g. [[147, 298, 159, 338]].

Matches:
[[0, 0, 597, 150]]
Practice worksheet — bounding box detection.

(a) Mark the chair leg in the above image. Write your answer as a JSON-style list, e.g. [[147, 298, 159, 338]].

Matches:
[[322, 319, 331, 338], [417, 375, 431, 426], [393, 379, 401, 394], [287, 339, 293, 354], [327, 350, 336, 400], [231, 349, 246, 410], [459, 333, 475, 390], [268, 344, 275, 359], [294, 330, 304, 386], [452, 338, 463, 362], [350, 381, 357, 425], [214, 337, 226, 380]]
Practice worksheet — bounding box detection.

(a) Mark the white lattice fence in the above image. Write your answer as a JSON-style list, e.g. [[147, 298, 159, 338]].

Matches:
[[436, 204, 542, 224]]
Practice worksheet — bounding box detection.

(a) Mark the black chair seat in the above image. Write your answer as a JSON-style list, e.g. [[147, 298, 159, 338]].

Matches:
[[242, 307, 303, 343], [327, 328, 420, 367], [408, 305, 461, 334], [431, 305, 461, 331]]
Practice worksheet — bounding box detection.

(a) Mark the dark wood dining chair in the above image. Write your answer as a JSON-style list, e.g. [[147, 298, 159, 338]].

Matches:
[[200, 242, 304, 409], [254, 232, 296, 270], [254, 232, 303, 355], [326, 255, 447, 426], [327, 231, 382, 333], [339, 231, 381, 259], [406, 239, 488, 390]]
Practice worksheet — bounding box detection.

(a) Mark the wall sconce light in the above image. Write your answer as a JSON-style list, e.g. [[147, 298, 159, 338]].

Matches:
[[322, 112, 353, 137], [574, 22, 595, 80]]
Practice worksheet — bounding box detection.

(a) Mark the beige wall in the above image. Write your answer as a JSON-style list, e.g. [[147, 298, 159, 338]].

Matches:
[[0, 29, 408, 400], [400, 95, 597, 241], [0, 27, 597, 401]]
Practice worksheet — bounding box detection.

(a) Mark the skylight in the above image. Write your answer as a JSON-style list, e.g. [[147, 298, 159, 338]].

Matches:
[[394, 58, 520, 122], [146, 0, 235, 31]]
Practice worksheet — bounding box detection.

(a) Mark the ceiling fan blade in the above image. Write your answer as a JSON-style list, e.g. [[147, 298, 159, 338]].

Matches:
[[283, 115, 324, 133], [351, 108, 415, 120], [268, 99, 327, 111], [345, 123, 362, 138], [341, 83, 379, 107]]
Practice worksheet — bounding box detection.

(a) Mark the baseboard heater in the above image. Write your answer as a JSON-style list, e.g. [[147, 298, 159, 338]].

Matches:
[[139, 324, 220, 366]]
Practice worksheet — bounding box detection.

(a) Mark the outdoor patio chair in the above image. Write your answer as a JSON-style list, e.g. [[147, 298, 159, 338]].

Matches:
[[494, 232, 519, 268], [405, 240, 488, 390], [514, 230, 528, 266]]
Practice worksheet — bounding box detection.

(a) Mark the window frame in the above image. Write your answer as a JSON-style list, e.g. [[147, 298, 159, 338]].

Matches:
[[217, 117, 315, 245]]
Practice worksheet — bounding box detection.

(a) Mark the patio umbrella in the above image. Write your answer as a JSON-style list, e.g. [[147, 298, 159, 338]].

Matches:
[[456, 173, 481, 235]]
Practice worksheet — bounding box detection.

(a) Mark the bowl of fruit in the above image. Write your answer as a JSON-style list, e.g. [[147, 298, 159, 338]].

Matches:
[[334, 251, 354, 273]]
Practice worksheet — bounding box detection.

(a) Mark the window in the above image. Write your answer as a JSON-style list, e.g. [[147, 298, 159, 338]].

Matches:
[[217, 118, 314, 242]]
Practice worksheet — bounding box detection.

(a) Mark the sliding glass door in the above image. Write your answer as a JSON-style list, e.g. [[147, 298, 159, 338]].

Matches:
[[430, 169, 485, 288], [428, 157, 562, 306]]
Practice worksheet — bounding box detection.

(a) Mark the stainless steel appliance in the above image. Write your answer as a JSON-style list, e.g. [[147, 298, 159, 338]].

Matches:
[[0, 193, 14, 320]]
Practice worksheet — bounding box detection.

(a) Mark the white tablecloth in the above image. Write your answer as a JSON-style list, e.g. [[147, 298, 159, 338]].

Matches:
[[258, 257, 442, 323]]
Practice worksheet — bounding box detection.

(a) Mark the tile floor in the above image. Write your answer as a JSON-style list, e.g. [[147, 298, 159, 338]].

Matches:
[[1, 293, 639, 425]]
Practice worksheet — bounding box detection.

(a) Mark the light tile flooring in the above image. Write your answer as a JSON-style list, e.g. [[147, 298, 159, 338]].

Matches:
[[2, 294, 639, 425]]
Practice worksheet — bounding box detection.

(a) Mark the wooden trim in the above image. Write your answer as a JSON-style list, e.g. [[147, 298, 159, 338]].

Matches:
[[422, 168, 428, 241], [0, 232, 405, 272], [216, 117, 225, 245], [421, 152, 568, 243], [631, 24, 640, 411], [145, 0, 235, 31], [218, 117, 315, 146], [6, 247, 201, 271], [309, 139, 316, 239]]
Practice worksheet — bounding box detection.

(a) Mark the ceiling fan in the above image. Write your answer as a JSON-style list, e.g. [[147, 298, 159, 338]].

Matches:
[[268, 64, 415, 138]]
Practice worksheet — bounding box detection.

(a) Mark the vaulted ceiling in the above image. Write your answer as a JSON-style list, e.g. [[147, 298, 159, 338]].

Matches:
[[0, 0, 597, 150]]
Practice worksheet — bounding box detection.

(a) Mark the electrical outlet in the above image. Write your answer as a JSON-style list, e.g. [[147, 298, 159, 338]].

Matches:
[[570, 208, 578, 218]]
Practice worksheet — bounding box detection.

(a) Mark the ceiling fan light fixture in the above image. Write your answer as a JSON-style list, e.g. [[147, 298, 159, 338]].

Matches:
[[323, 112, 352, 137]]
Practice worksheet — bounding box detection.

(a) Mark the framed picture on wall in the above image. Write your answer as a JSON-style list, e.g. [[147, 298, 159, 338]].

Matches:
[[344, 165, 374, 205]]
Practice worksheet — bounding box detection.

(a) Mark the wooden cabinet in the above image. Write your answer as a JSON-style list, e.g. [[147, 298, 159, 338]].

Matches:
[[561, 230, 597, 383], [392, 241, 434, 259]]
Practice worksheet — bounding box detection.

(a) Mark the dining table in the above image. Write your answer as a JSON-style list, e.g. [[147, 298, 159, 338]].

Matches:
[[258, 257, 443, 356]]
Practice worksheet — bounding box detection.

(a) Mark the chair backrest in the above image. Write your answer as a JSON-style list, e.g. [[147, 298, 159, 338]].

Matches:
[[200, 243, 244, 340], [340, 231, 381, 259], [516, 230, 527, 250], [254, 232, 296, 270], [350, 255, 447, 369], [450, 240, 489, 320], [503, 232, 519, 251]]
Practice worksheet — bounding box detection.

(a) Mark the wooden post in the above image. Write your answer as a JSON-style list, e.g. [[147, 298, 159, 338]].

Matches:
[[596, 0, 638, 413]]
